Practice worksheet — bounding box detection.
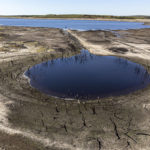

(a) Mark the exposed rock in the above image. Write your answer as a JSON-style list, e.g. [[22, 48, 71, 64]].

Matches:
[[109, 47, 128, 54]]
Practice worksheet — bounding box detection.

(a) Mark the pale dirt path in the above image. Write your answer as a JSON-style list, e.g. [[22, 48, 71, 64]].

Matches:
[[68, 30, 150, 61]]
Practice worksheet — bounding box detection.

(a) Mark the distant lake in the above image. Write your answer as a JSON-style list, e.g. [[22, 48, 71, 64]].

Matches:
[[25, 50, 150, 100], [0, 18, 150, 30]]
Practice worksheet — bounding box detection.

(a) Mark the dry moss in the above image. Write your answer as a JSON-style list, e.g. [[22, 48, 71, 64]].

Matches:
[[36, 46, 47, 53]]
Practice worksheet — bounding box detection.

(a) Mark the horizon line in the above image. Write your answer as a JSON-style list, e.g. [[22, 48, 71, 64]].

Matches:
[[0, 14, 150, 17]]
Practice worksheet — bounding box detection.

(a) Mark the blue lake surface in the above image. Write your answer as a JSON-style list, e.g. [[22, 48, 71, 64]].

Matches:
[[0, 18, 150, 30], [25, 50, 150, 100]]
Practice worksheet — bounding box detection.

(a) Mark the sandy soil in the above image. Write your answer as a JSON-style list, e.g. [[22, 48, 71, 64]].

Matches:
[[0, 26, 150, 150], [69, 29, 150, 64]]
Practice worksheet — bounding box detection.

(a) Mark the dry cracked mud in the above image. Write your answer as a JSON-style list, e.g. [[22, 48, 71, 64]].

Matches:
[[0, 26, 150, 150]]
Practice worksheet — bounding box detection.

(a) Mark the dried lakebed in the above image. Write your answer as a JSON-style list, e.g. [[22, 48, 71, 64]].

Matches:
[[25, 50, 150, 100], [0, 26, 150, 150]]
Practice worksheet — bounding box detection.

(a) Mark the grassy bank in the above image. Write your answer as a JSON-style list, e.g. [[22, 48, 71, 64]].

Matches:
[[0, 14, 150, 20]]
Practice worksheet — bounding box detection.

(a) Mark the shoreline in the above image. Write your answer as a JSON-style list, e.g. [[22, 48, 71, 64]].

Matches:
[[0, 16, 150, 24]]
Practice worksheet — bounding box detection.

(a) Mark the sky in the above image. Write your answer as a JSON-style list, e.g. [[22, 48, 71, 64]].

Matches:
[[0, 0, 150, 16]]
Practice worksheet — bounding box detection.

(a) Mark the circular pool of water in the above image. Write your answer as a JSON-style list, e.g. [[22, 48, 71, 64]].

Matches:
[[25, 50, 150, 100]]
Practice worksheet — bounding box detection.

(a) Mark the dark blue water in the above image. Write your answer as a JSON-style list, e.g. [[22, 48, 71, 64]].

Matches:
[[0, 18, 150, 30], [25, 50, 150, 100]]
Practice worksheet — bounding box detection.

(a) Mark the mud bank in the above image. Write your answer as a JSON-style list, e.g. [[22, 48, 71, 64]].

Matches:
[[0, 26, 150, 150]]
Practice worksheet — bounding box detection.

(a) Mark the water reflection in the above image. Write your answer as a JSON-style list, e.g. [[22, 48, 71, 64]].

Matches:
[[26, 50, 150, 100]]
